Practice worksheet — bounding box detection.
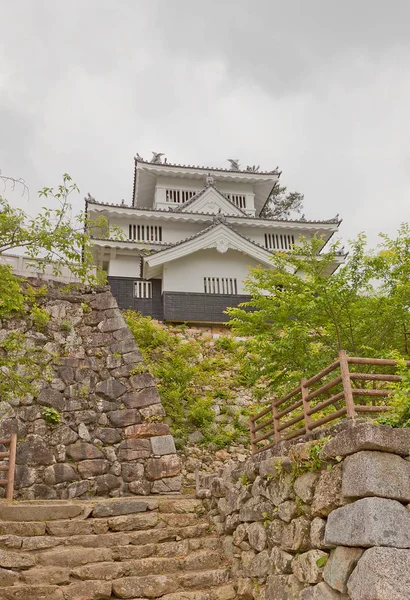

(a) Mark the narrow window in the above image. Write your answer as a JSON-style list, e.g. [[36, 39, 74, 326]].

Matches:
[[133, 280, 152, 298]]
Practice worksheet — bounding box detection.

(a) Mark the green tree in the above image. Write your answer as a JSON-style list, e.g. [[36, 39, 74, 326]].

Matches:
[[260, 184, 304, 220], [0, 173, 123, 402], [226, 228, 410, 396]]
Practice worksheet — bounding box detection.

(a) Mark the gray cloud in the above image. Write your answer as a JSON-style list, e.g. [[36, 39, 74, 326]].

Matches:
[[1, 0, 409, 247]]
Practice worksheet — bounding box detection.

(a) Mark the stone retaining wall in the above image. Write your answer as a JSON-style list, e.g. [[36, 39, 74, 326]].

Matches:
[[203, 422, 410, 600], [0, 282, 180, 499]]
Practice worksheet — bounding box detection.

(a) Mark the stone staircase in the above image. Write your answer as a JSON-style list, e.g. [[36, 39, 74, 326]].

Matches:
[[0, 496, 235, 600]]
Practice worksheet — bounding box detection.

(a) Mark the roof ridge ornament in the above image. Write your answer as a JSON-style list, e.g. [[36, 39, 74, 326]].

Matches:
[[205, 173, 215, 187], [151, 152, 165, 164], [246, 165, 260, 172], [213, 209, 227, 224], [227, 158, 240, 171]]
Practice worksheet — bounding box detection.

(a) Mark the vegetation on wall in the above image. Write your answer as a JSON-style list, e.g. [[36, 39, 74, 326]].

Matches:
[[124, 311, 259, 448], [0, 174, 121, 403]]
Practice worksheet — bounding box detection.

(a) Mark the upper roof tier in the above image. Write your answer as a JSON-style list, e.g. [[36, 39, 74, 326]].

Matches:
[[132, 155, 280, 217]]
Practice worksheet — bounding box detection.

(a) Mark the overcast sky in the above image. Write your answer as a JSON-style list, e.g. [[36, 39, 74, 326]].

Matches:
[[1, 0, 409, 248]]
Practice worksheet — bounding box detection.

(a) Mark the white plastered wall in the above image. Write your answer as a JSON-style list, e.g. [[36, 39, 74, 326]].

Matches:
[[162, 248, 264, 294], [108, 255, 141, 278]]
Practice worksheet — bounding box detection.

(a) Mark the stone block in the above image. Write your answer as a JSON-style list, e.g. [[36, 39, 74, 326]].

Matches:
[[145, 455, 180, 481], [239, 496, 274, 522], [118, 439, 151, 461], [321, 422, 410, 459], [311, 464, 344, 517], [0, 567, 19, 587], [96, 428, 122, 444], [266, 574, 307, 600], [294, 471, 319, 504], [110, 339, 137, 355], [16, 435, 54, 466], [278, 500, 299, 523], [92, 499, 150, 518], [270, 546, 293, 574], [310, 517, 328, 550], [78, 459, 109, 478], [43, 463, 78, 486], [66, 442, 103, 461], [124, 422, 170, 438], [150, 435, 176, 456], [98, 315, 126, 332], [0, 549, 36, 569], [282, 516, 311, 553], [95, 378, 126, 400], [49, 424, 78, 446], [129, 479, 152, 495], [108, 512, 159, 532], [121, 388, 161, 409], [121, 462, 145, 483], [63, 580, 113, 600], [123, 350, 144, 364], [292, 549, 328, 584], [21, 566, 70, 585], [323, 546, 363, 593], [95, 474, 122, 494], [259, 456, 292, 478], [112, 574, 178, 599], [236, 577, 253, 599], [325, 497, 410, 548], [90, 292, 118, 310], [130, 373, 156, 389], [266, 519, 284, 546], [342, 450, 410, 502], [268, 473, 295, 506], [108, 409, 141, 428], [247, 522, 267, 552], [37, 388, 65, 411], [347, 547, 410, 600]]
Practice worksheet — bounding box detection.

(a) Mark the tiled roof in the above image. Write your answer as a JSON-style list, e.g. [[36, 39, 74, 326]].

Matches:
[[86, 200, 341, 225], [135, 157, 280, 176]]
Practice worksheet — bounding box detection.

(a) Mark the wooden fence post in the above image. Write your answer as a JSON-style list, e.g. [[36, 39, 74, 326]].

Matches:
[[249, 417, 257, 454], [339, 350, 357, 419], [301, 377, 313, 433], [6, 433, 17, 502], [271, 399, 282, 443]]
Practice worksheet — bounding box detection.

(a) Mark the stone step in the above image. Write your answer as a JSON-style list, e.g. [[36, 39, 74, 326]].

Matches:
[[0, 580, 235, 600], [0, 503, 89, 522], [112, 568, 231, 598], [0, 512, 204, 538]]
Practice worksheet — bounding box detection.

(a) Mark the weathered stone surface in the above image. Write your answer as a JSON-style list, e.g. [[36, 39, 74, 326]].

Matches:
[[0, 522, 46, 537], [311, 464, 344, 517], [92, 499, 149, 518], [145, 455, 181, 481], [0, 584, 64, 599], [271, 546, 293, 574], [150, 435, 176, 456], [0, 550, 36, 569], [247, 522, 267, 552], [347, 547, 410, 600], [0, 567, 20, 586], [267, 519, 284, 546], [0, 503, 84, 522], [278, 500, 299, 523], [236, 577, 253, 600], [44, 463, 78, 486], [118, 439, 151, 461], [95, 428, 122, 445], [95, 378, 126, 400], [300, 582, 343, 599], [98, 315, 126, 332], [294, 471, 319, 504], [14, 465, 37, 489], [259, 456, 292, 478], [95, 474, 122, 495], [151, 476, 181, 493], [124, 422, 170, 438], [17, 435, 54, 466], [130, 373, 156, 389], [66, 442, 103, 461], [21, 566, 70, 585], [121, 462, 145, 483], [268, 473, 294, 505], [107, 409, 141, 428], [310, 517, 328, 550], [321, 422, 410, 458], [122, 388, 161, 409], [323, 546, 363, 593], [108, 512, 159, 532], [239, 496, 274, 522], [37, 388, 65, 411], [266, 574, 307, 600], [343, 450, 410, 502], [78, 459, 109, 478], [292, 549, 328, 584], [63, 580, 113, 599], [110, 339, 137, 355], [90, 292, 118, 310], [325, 497, 410, 548], [112, 574, 178, 598], [282, 516, 311, 553]]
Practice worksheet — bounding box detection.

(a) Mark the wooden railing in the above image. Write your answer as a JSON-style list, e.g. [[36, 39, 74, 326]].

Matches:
[[249, 351, 407, 454], [0, 434, 17, 500]]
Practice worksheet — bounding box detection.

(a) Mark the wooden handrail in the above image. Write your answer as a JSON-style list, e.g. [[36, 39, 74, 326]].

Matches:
[[249, 351, 405, 454], [0, 434, 17, 501]]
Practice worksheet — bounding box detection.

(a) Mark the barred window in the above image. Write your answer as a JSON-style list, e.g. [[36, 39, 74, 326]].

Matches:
[[133, 280, 152, 298], [225, 193, 246, 209], [129, 224, 162, 242], [264, 233, 295, 250], [165, 189, 197, 204], [204, 277, 238, 294]]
